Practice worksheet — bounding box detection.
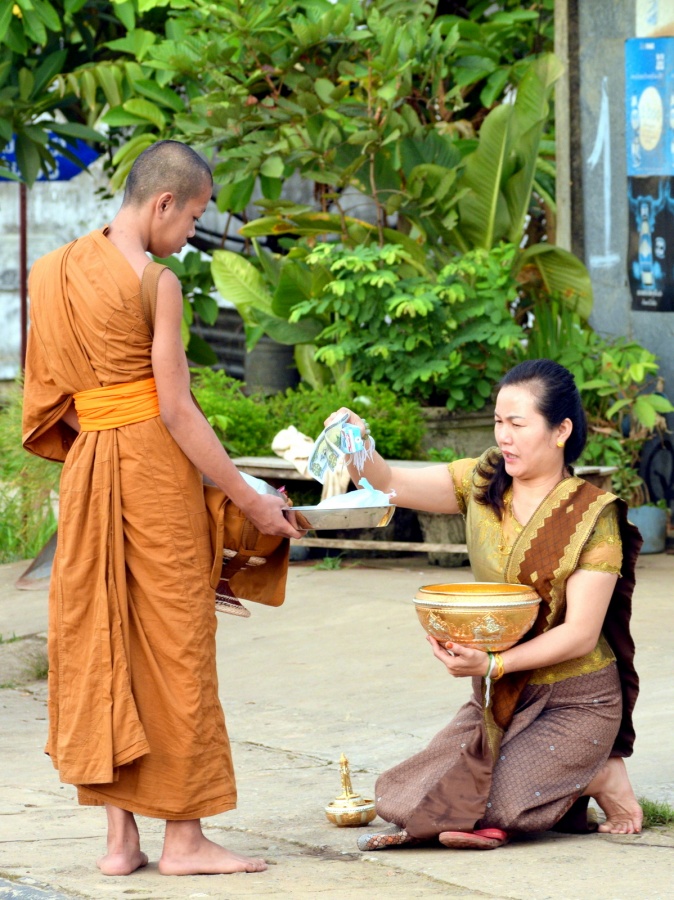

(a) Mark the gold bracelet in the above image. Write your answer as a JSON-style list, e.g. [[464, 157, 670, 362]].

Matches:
[[491, 652, 505, 681]]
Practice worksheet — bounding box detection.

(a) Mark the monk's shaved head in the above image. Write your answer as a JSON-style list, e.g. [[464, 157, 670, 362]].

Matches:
[[123, 140, 213, 209]]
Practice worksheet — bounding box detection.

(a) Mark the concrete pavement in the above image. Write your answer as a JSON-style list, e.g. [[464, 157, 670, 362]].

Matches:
[[0, 552, 673, 900]]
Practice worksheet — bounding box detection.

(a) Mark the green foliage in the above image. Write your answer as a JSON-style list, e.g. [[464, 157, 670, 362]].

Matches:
[[155, 250, 219, 366], [576, 341, 673, 505], [638, 797, 674, 829], [0, 388, 59, 563], [291, 241, 521, 411], [517, 307, 674, 505], [190, 368, 275, 456], [190, 370, 426, 461], [85, 1, 559, 261], [0, 0, 143, 184], [427, 446, 461, 464], [312, 554, 346, 571], [267, 382, 426, 460]]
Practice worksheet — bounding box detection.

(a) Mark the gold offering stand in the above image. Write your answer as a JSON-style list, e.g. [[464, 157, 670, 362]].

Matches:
[[324, 754, 377, 827]]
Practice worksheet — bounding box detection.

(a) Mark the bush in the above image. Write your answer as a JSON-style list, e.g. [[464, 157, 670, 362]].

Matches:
[[191, 370, 427, 460], [1, 371, 428, 563], [268, 382, 426, 460], [0, 387, 59, 563], [190, 368, 276, 457]]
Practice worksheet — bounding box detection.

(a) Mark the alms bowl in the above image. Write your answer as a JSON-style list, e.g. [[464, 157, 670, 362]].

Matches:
[[286, 505, 394, 531], [413, 582, 541, 652]]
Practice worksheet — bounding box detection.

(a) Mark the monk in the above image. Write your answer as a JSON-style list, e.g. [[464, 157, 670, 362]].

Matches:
[[22, 140, 303, 876]]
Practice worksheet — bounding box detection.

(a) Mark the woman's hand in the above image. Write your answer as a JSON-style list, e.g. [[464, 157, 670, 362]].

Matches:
[[427, 635, 490, 677], [324, 407, 370, 440]]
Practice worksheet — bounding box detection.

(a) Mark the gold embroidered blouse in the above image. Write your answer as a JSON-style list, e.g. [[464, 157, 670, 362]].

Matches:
[[448, 456, 623, 684]]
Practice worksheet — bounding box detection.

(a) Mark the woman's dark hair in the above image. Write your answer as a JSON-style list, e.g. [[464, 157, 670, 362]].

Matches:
[[475, 359, 588, 518]]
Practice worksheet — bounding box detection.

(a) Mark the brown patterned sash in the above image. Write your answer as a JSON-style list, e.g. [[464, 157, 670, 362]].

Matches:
[[484, 478, 615, 757]]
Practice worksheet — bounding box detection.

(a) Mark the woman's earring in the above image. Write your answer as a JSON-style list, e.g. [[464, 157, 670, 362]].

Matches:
[[557, 440, 565, 448]]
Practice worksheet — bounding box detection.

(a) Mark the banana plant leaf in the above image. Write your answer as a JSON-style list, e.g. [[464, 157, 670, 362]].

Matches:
[[210, 250, 274, 327], [240, 212, 427, 267], [453, 53, 563, 253], [454, 103, 515, 250], [254, 308, 324, 346], [504, 54, 564, 243], [515, 244, 593, 319], [294, 343, 330, 389]]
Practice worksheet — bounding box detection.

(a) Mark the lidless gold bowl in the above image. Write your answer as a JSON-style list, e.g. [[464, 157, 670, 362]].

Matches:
[[414, 582, 541, 652]]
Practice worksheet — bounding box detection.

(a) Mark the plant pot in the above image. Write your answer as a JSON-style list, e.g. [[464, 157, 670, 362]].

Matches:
[[244, 337, 300, 395], [628, 505, 668, 554], [420, 406, 495, 458], [416, 511, 468, 567]]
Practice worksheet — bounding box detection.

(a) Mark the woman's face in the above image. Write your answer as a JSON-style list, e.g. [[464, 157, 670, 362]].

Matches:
[[494, 384, 569, 483]]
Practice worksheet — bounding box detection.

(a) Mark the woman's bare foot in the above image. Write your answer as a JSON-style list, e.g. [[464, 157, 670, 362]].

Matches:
[[97, 805, 149, 875], [584, 757, 643, 834], [159, 819, 267, 875]]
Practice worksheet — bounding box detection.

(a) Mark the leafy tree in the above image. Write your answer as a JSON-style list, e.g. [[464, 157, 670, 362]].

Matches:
[[0, 0, 143, 184]]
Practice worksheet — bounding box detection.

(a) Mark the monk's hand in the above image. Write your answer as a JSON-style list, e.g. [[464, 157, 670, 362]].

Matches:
[[324, 407, 369, 441], [243, 492, 306, 539], [427, 635, 490, 678]]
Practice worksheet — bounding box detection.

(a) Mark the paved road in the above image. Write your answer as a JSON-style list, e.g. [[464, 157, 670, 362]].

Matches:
[[1, 554, 673, 899]]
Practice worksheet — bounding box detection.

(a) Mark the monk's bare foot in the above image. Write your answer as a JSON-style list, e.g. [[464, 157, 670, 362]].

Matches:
[[98, 805, 148, 875], [159, 819, 267, 875], [97, 849, 149, 876], [585, 757, 643, 834]]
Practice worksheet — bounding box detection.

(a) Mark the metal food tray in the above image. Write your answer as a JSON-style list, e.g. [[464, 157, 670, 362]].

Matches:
[[285, 505, 395, 531]]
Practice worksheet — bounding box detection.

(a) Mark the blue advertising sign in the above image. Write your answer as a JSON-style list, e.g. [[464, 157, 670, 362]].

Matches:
[[625, 37, 672, 176], [626, 37, 674, 311], [0, 133, 100, 182]]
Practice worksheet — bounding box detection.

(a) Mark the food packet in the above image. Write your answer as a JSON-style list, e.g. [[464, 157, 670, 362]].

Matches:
[[315, 478, 395, 509]]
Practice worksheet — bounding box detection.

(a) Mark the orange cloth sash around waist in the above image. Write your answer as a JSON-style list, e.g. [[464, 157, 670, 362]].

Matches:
[[73, 377, 160, 432]]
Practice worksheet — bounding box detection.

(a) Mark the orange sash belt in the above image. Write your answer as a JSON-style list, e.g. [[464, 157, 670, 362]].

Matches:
[[73, 377, 160, 432]]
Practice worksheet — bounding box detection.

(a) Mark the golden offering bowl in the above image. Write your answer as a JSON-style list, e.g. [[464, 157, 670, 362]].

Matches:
[[413, 582, 541, 652], [325, 797, 377, 827]]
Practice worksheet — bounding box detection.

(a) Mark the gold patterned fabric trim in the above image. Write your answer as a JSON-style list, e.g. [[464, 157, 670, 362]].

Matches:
[[530, 633, 616, 684], [578, 561, 622, 574]]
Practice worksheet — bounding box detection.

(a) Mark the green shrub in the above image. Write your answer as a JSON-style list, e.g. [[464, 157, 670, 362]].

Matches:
[[268, 382, 426, 460], [427, 447, 461, 464], [191, 371, 427, 460], [1, 370, 428, 564], [0, 387, 60, 563], [190, 368, 277, 457], [295, 242, 522, 412]]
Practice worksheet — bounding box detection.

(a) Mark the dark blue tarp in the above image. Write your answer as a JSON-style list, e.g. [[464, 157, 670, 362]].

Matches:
[[0, 133, 99, 182]]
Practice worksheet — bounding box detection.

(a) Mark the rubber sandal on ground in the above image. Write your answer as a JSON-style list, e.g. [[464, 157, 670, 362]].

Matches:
[[357, 826, 415, 851], [438, 828, 508, 850]]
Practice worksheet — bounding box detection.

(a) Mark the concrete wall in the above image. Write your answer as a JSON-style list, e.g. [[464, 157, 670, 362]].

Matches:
[[575, 0, 674, 395], [0, 163, 120, 379]]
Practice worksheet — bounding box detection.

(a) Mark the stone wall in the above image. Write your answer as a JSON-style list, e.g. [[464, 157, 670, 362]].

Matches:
[[575, 1, 674, 402]]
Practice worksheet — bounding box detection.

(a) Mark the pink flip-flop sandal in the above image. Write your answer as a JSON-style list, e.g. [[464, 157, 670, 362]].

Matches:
[[438, 828, 507, 850]]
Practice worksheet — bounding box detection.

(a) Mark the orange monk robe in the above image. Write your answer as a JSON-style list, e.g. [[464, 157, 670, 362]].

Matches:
[[22, 229, 237, 820]]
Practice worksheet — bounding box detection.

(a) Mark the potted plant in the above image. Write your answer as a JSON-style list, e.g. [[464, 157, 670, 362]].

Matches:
[[576, 338, 673, 553]]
